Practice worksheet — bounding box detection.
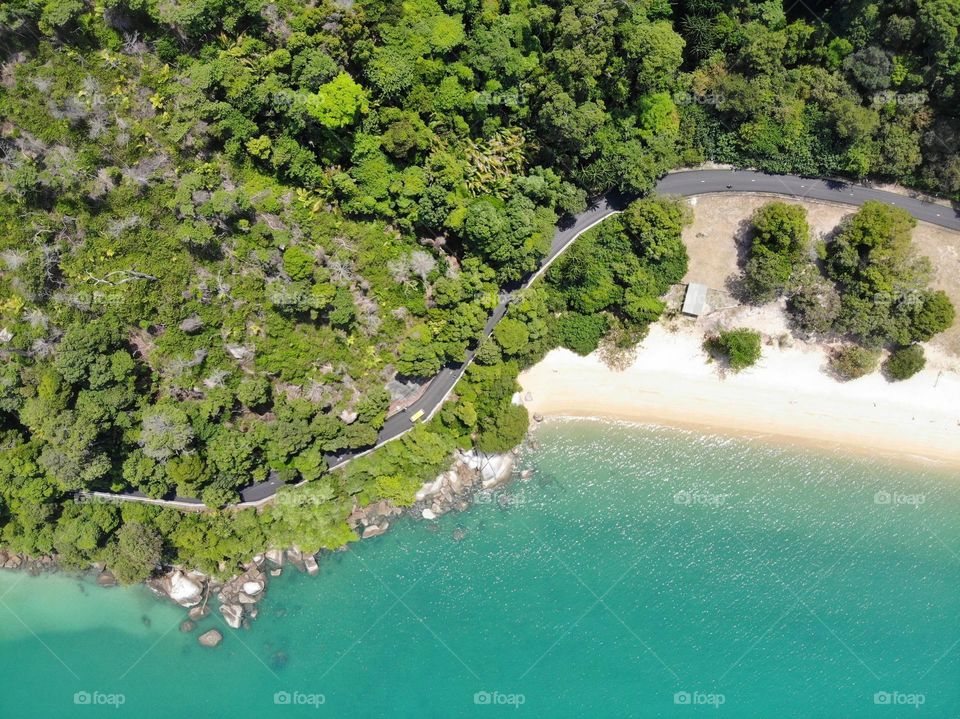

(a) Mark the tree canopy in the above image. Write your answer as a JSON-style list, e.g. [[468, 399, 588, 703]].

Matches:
[[0, 0, 957, 581]]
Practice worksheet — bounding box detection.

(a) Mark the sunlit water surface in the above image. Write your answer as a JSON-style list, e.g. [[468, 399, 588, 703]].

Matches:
[[2, 420, 958, 717]]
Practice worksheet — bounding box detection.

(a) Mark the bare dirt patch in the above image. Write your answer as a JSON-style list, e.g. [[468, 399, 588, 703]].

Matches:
[[681, 193, 960, 358]]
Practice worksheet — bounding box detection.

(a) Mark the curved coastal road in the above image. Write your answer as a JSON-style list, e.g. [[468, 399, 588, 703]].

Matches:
[[87, 169, 960, 509]]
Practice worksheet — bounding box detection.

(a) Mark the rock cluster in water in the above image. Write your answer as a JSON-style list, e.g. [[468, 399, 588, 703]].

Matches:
[[1, 445, 533, 639], [145, 548, 324, 642], [0, 549, 56, 574], [414, 449, 517, 520]]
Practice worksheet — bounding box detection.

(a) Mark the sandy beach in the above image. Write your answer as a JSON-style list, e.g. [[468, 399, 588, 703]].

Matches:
[[519, 321, 960, 467], [519, 191, 960, 466]]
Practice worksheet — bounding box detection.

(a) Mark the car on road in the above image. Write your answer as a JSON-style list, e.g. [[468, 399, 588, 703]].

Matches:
[[409, 409, 425, 422]]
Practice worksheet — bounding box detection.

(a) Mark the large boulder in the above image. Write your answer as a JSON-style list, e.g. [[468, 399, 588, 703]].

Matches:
[[179, 316, 203, 333], [286, 547, 304, 564], [220, 603, 243, 629], [149, 570, 204, 607], [362, 523, 388, 539], [303, 555, 319, 576], [166, 570, 204, 607], [415, 475, 446, 501], [242, 580, 264, 596], [463, 450, 514, 488]]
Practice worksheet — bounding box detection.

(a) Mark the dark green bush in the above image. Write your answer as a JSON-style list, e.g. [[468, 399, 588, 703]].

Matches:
[[883, 345, 925, 381]]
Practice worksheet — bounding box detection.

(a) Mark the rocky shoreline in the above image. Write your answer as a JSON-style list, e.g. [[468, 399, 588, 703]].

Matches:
[[0, 549, 58, 575], [0, 439, 541, 646]]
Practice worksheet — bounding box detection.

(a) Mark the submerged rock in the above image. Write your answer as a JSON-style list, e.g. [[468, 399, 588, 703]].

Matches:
[[179, 620, 196, 633], [188, 605, 210, 621], [198, 629, 222, 648]]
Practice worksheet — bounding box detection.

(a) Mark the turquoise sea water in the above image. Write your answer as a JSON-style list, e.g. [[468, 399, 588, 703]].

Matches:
[[2, 420, 959, 718]]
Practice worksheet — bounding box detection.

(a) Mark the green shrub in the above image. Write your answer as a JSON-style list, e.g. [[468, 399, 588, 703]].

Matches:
[[477, 403, 529, 453], [786, 266, 841, 335], [883, 345, 925, 381], [554, 312, 608, 356], [829, 345, 880, 380], [911, 290, 955, 342], [705, 328, 762, 372], [744, 202, 810, 302]]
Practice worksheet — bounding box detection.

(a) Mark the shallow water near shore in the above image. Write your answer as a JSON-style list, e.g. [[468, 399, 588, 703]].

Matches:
[[2, 420, 959, 717]]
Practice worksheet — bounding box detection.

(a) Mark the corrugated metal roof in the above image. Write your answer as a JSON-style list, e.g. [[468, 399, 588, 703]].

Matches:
[[682, 283, 708, 316]]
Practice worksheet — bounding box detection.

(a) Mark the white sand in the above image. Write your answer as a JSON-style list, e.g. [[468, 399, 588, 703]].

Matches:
[[519, 323, 960, 467]]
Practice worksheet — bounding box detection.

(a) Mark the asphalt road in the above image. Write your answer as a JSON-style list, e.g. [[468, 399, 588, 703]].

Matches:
[[656, 169, 960, 230], [92, 169, 960, 507]]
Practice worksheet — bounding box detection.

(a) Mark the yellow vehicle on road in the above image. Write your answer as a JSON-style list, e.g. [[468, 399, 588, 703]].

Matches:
[[409, 409, 425, 422]]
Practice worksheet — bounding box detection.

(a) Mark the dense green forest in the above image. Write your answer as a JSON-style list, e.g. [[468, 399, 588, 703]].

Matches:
[[1, 0, 959, 580]]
